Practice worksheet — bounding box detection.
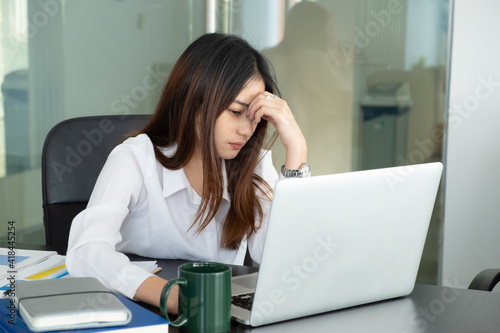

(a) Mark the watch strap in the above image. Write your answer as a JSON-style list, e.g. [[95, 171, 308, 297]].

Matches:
[[281, 163, 311, 178]]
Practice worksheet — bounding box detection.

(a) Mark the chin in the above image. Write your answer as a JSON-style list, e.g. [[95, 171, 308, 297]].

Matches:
[[218, 150, 239, 160], [223, 153, 239, 160]]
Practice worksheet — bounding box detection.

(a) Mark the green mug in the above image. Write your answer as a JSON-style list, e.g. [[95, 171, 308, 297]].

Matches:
[[160, 262, 232, 333]]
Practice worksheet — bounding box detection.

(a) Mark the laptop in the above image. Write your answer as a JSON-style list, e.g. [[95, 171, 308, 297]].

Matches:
[[231, 162, 443, 327]]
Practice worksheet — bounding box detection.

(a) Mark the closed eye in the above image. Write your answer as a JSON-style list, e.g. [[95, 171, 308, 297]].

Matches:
[[229, 109, 242, 115]]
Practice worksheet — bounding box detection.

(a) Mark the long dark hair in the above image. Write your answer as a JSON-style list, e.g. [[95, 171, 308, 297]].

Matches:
[[139, 33, 278, 249]]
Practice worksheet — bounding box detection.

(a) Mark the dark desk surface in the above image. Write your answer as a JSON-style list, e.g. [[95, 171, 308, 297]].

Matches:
[[146, 257, 500, 333], [5, 245, 500, 332]]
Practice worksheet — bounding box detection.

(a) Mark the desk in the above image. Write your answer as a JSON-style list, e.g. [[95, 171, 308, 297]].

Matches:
[[148, 257, 500, 333], [4, 245, 500, 332]]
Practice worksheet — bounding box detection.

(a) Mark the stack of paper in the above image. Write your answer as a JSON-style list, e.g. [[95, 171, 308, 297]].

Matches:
[[1, 248, 63, 297], [131, 260, 161, 274], [1, 248, 162, 298], [0, 248, 57, 279]]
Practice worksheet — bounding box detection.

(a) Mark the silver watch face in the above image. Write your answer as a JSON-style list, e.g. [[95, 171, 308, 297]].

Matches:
[[299, 163, 311, 177]]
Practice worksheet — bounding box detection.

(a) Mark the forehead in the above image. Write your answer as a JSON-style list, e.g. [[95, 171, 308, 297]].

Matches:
[[234, 78, 265, 105]]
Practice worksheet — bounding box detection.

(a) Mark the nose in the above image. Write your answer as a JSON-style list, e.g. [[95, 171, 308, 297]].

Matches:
[[237, 116, 256, 137]]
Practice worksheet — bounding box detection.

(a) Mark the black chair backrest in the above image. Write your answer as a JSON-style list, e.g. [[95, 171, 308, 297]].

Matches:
[[41, 115, 151, 254]]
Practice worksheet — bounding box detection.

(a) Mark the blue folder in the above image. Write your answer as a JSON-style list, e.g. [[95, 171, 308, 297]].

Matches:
[[0, 293, 168, 333]]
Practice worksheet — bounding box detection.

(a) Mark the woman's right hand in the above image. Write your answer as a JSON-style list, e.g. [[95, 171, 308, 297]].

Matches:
[[134, 275, 179, 314], [248, 92, 307, 169]]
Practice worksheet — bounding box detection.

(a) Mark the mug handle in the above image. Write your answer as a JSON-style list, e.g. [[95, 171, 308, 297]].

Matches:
[[160, 278, 188, 327]]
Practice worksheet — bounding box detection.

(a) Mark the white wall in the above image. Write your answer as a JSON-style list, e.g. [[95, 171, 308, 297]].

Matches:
[[29, 0, 205, 147], [62, 0, 194, 120], [442, 0, 500, 287]]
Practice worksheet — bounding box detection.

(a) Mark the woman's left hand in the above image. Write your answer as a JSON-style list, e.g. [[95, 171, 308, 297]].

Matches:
[[248, 92, 307, 169]]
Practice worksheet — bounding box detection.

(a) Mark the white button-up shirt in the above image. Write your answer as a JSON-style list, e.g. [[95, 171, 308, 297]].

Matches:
[[66, 134, 278, 298]]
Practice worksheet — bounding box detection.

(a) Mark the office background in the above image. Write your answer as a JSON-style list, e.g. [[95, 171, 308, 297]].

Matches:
[[0, 0, 496, 290], [443, 0, 500, 290]]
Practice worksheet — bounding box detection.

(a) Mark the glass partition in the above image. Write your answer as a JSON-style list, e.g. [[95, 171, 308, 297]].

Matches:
[[231, 0, 449, 284], [0, 0, 449, 284]]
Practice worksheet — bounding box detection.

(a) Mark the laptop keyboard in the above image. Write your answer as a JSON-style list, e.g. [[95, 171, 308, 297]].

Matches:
[[231, 292, 255, 311]]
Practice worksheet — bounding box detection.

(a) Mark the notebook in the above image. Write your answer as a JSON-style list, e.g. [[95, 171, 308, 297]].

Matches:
[[14, 277, 132, 332], [231, 162, 443, 327]]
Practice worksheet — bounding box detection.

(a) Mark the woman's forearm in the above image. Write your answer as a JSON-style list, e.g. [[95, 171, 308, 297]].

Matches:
[[134, 275, 179, 314]]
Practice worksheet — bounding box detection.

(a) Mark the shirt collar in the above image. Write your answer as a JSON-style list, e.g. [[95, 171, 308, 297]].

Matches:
[[160, 145, 230, 203], [159, 144, 188, 199]]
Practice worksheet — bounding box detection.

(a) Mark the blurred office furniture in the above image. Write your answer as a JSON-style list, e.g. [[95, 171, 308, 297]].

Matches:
[[361, 81, 412, 169], [469, 269, 500, 291], [2, 69, 30, 174], [364, 68, 445, 164], [41, 115, 151, 254]]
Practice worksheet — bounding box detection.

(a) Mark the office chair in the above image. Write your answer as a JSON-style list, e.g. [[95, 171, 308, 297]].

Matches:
[[41, 115, 151, 254], [468, 269, 500, 291]]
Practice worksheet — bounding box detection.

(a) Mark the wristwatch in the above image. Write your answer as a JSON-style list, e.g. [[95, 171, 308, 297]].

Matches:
[[281, 163, 311, 178]]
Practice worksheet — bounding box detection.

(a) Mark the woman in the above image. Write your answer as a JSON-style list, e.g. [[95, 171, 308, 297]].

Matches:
[[66, 33, 308, 314]]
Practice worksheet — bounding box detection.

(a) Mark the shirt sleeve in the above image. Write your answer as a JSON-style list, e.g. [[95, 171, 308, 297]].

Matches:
[[247, 150, 279, 263], [66, 143, 154, 299]]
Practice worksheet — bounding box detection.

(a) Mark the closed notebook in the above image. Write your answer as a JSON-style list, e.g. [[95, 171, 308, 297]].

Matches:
[[14, 277, 132, 332]]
